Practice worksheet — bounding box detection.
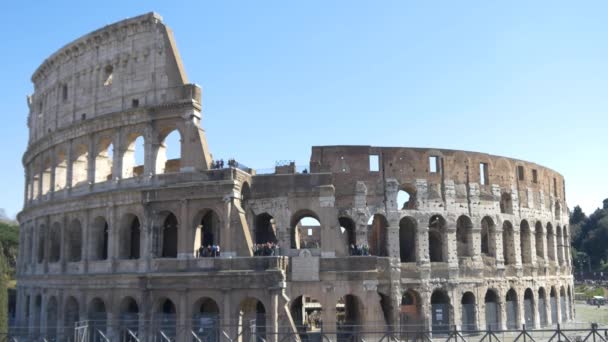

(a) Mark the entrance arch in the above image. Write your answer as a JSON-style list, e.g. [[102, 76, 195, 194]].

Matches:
[[524, 288, 535, 327], [429, 215, 447, 262], [399, 216, 416, 262], [506, 289, 518, 329], [431, 289, 451, 333], [194, 210, 221, 256], [290, 295, 323, 339], [291, 211, 321, 249], [255, 213, 277, 245], [238, 297, 265, 342], [119, 296, 139, 338], [461, 292, 477, 331], [337, 294, 363, 341], [161, 213, 178, 258], [368, 214, 388, 256], [400, 290, 422, 327], [192, 297, 220, 341], [119, 214, 141, 259], [484, 290, 500, 330]]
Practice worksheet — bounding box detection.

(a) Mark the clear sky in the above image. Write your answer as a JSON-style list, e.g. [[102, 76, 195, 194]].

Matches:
[[2, 1, 607, 219]]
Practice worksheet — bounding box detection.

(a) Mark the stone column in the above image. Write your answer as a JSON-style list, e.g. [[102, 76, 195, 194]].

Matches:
[[269, 289, 279, 342], [82, 211, 90, 274], [87, 135, 96, 188], [178, 199, 191, 259], [177, 290, 188, 341], [445, 224, 459, 270], [471, 226, 482, 263], [495, 227, 505, 270], [555, 291, 562, 324], [513, 228, 523, 268], [111, 130, 122, 181], [40, 292, 47, 337], [221, 289, 235, 339], [57, 291, 65, 339], [320, 294, 337, 342], [66, 140, 74, 192], [49, 147, 56, 198], [497, 297, 507, 330]]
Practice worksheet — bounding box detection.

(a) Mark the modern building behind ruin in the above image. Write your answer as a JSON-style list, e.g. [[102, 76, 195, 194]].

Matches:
[[16, 12, 574, 341]]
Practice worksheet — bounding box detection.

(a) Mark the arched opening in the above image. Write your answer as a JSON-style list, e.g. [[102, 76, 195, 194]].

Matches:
[[48, 223, 61, 263], [155, 298, 177, 340], [500, 193, 513, 214], [192, 298, 220, 341], [89, 217, 109, 261], [37, 226, 46, 263], [502, 221, 516, 265], [556, 226, 564, 265], [32, 295, 41, 328], [121, 134, 146, 178], [505, 289, 518, 329], [524, 288, 535, 327], [337, 295, 363, 341], [429, 215, 446, 262], [456, 215, 474, 258], [550, 287, 558, 324], [538, 288, 548, 327], [430, 289, 451, 334], [290, 295, 323, 338], [484, 290, 500, 330], [461, 292, 477, 332], [94, 138, 114, 183], [555, 201, 561, 220], [291, 211, 321, 249], [161, 213, 178, 258], [481, 216, 496, 257], [400, 290, 422, 327], [54, 150, 68, 191], [255, 213, 277, 245], [560, 286, 567, 322], [239, 298, 266, 342], [64, 297, 79, 338], [71, 144, 88, 187], [118, 214, 141, 260], [520, 220, 532, 264], [339, 217, 357, 255], [535, 222, 544, 259], [119, 297, 139, 338], [156, 129, 182, 174], [41, 158, 52, 196], [194, 210, 221, 257], [240, 182, 251, 212], [567, 285, 573, 319], [46, 296, 58, 338], [88, 298, 107, 339], [399, 216, 416, 262], [547, 223, 556, 262], [379, 292, 395, 328], [397, 185, 417, 210], [66, 219, 82, 262], [368, 214, 388, 256]]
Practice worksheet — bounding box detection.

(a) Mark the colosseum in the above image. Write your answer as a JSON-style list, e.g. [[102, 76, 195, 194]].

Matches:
[[15, 12, 574, 341]]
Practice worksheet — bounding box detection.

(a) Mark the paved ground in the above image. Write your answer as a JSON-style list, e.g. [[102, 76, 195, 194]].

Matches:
[[574, 301, 608, 325]]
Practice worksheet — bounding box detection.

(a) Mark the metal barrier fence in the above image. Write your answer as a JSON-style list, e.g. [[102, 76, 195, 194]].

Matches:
[[4, 322, 608, 341]]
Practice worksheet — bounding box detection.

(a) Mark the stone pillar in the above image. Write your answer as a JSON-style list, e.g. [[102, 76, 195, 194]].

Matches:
[[513, 228, 523, 268], [49, 147, 56, 198], [57, 291, 65, 339], [28, 290, 37, 334], [495, 227, 505, 269], [269, 290, 279, 342], [40, 292, 47, 336], [320, 295, 337, 342], [82, 211, 90, 274], [445, 224, 458, 269], [417, 224, 430, 266], [555, 291, 562, 324], [478, 300, 486, 331], [177, 290, 188, 342], [178, 199, 191, 259], [517, 293, 525, 329], [87, 135, 95, 187], [452, 291, 462, 331], [497, 298, 507, 330], [529, 229, 537, 267], [66, 140, 74, 192], [221, 289, 235, 339], [471, 226, 482, 263], [111, 130, 122, 181]]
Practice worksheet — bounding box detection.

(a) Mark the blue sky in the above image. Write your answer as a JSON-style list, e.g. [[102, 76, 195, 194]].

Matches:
[[2, 1, 607, 218]]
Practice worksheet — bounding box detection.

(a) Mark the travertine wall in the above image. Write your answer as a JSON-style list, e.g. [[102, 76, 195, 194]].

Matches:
[[16, 12, 573, 341]]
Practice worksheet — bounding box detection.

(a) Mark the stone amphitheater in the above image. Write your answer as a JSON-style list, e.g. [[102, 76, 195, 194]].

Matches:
[[15, 12, 574, 341]]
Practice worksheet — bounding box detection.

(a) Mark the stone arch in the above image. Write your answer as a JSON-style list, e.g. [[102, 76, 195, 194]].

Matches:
[[155, 297, 177, 339], [336, 294, 363, 339], [48, 222, 61, 263], [500, 192, 513, 214], [41, 157, 52, 196], [546, 223, 556, 261], [192, 297, 220, 338], [290, 294, 323, 333], [89, 216, 109, 261], [550, 286, 558, 324], [456, 215, 474, 258], [535, 222, 544, 259], [400, 289, 422, 326], [161, 213, 179, 258], [64, 296, 79, 336], [520, 220, 532, 264], [66, 219, 82, 262], [502, 221, 516, 265], [339, 216, 356, 255], [156, 128, 182, 174], [239, 297, 266, 341], [505, 288, 518, 329], [54, 149, 68, 191], [255, 213, 277, 245], [37, 225, 46, 263], [399, 216, 416, 262], [32, 294, 42, 328], [45, 296, 58, 338], [240, 182, 251, 211], [538, 287, 548, 326], [118, 214, 141, 259], [524, 288, 535, 327], [556, 226, 564, 265], [368, 213, 389, 256], [193, 209, 221, 256], [429, 215, 447, 262], [481, 216, 496, 257], [461, 292, 477, 331], [71, 143, 89, 187], [94, 136, 114, 183], [560, 286, 567, 322], [430, 289, 451, 333], [118, 296, 139, 335], [88, 297, 107, 336], [397, 183, 417, 210], [121, 132, 146, 178], [291, 210, 321, 249], [484, 289, 500, 330]]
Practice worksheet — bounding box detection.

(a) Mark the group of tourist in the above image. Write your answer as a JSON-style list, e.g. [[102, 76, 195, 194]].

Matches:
[[210, 159, 239, 169], [349, 244, 370, 256], [197, 245, 221, 257], [253, 242, 280, 256]]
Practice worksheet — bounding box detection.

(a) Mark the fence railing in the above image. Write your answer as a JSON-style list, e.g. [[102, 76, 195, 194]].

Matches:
[[5, 322, 608, 342]]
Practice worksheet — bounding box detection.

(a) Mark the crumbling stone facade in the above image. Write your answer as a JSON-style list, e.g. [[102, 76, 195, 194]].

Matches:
[[16, 12, 573, 341]]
